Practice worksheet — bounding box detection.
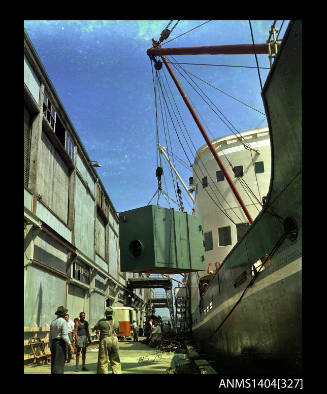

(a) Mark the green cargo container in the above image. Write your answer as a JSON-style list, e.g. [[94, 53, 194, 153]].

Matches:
[[119, 205, 205, 274]]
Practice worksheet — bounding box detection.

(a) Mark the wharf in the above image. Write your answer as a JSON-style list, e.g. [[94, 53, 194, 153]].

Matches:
[[24, 337, 198, 374]]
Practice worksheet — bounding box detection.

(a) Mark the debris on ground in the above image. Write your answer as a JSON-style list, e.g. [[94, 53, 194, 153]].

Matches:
[[140, 333, 187, 353]]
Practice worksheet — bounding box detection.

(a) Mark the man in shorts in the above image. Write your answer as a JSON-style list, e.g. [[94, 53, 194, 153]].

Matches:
[[74, 312, 91, 372]]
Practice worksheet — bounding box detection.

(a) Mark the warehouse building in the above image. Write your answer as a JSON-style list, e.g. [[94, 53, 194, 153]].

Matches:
[[24, 30, 151, 360]]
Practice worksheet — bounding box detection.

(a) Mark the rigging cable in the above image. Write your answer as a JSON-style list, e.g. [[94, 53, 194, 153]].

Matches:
[[157, 66, 242, 224], [169, 58, 256, 152], [150, 58, 161, 169], [249, 20, 263, 91], [156, 67, 239, 224], [161, 20, 212, 46], [170, 57, 261, 152], [160, 66, 237, 216], [169, 61, 266, 116], [156, 68, 181, 206], [168, 58, 264, 220]]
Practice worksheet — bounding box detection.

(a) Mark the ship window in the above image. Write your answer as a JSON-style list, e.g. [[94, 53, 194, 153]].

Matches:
[[218, 226, 232, 246], [204, 231, 213, 251], [202, 176, 208, 188], [236, 223, 250, 242], [233, 166, 243, 178], [216, 170, 224, 182], [254, 161, 264, 173]]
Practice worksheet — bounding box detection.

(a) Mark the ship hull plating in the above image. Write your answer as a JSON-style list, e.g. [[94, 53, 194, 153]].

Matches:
[[188, 20, 302, 374]]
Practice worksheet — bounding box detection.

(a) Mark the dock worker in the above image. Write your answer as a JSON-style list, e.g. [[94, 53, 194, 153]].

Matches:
[[74, 312, 91, 372], [92, 307, 122, 374], [64, 314, 75, 363], [49, 306, 75, 374], [131, 320, 138, 342], [149, 321, 162, 347]]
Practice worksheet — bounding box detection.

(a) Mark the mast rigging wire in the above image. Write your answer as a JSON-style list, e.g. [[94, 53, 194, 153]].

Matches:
[[161, 20, 212, 46], [169, 58, 259, 151], [165, 59, 263, 220], [249, 20, 263, 91], [155, 64, 243, 224], [171, 63, 266, 116]]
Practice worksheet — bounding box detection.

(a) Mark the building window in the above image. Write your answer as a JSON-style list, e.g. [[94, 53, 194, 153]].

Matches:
[[216, 170, 224, 182], [43, 92, 56, 130], [236, 223, 250, 242], [65, 132, 75, 162], [218, 226, 232, 246], [233, 166, 243, 178], [72, 261, 91, 284], [254, 161, 264, 173], [202, 176, 208, 188], [195, 183, 198, 195], [204, 231, 213, 251]]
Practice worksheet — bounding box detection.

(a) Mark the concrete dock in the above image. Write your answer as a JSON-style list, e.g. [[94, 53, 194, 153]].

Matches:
[[24, 338, 187, 374]]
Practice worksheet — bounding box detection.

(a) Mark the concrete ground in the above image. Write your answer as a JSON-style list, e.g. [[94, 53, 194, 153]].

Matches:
[[24, 337, 181, 374]]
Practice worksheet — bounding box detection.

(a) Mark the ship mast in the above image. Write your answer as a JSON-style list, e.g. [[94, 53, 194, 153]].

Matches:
[[148, 40, 257, 224]]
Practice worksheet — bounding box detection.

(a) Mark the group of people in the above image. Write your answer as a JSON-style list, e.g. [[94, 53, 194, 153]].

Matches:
[[143, 318, 164, 347], [49, 305, 122, 374]]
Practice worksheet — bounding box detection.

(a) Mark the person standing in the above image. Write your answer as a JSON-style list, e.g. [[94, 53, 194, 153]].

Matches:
[[64, 314, 75, 363], [131, 320, 138, 342], [92, 307, 122, 374], [74, 312, 91, 372], [49, 306, 74, 374]]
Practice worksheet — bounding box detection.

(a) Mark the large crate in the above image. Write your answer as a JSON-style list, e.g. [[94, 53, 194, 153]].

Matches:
[[119, 205, 205, 274]]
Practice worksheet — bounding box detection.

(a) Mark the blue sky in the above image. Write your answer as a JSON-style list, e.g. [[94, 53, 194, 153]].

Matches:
[[24, 20, 289, 317]]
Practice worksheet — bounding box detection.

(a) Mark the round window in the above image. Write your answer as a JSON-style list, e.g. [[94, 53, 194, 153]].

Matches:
[[129, 240, 143, 258]]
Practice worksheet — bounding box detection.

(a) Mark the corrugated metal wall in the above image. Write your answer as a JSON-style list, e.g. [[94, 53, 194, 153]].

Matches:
[[90, 292, 106, 326], [67, 284, 87, 321], [24, 107, 31, 187], [34, 232, 67, 274], [74, 176, 95, 259], [109, 232, 119, 279], [95, 213, 106, 259], [37, 131, 69, 223], [24, 265, 66, 328]]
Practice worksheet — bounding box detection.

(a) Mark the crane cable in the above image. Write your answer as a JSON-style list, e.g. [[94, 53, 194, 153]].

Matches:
[[161, 20, 212, 46], [156, 65, 242, 224], [167, 59, 262, 216]]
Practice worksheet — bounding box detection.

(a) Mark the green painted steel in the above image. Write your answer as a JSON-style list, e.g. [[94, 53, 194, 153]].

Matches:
[[119, 205, 205, 274]]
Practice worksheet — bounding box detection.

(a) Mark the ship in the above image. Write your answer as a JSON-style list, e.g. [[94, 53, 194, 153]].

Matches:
[[146, 20, 302, 374]]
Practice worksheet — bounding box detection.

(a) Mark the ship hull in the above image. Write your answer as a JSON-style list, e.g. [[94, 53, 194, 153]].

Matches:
[[188, 20, 302, 374]]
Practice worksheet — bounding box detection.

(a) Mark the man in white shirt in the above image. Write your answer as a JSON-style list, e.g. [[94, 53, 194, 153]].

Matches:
[[64, 314, 75, 363], [131, 320, 138, 342], [49, 306, 74, 374]]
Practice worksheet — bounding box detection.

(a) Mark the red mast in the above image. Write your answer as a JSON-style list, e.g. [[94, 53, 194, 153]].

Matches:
[[159, 56, 253, 224], [147, 43, 277, 57], [148, 38, 257, 223]]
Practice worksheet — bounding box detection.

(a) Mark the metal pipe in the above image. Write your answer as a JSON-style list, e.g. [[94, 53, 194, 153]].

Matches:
[[158, 144, 195, 204], [160, 56, 253, 223], [147, 43, 277, 57]]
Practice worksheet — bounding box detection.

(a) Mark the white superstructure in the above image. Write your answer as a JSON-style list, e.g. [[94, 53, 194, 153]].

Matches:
[[192, 127, 271, 276]]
